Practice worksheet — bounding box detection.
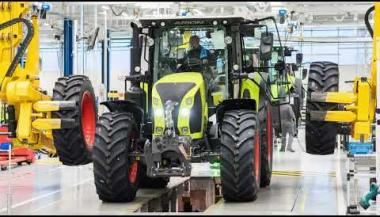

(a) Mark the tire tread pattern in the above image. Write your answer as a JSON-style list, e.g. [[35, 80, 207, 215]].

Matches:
[[93, 112, 139, 202], [220, 109, 260, 202], [52, 75, 96, 165], [306, 61, 339, 155]]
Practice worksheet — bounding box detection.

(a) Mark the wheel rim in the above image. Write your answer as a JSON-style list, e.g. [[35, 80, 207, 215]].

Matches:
[[254, 130, 260, 184], [81, 91, 96, 149], [129, 161, 138, 184], [266, 106, 272, 166], [128, 131, 138, 184]]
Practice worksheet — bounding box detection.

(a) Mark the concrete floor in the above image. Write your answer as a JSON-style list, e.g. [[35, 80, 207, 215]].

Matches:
[[0, 127, 351, 215], [205, 128, 347, 215]]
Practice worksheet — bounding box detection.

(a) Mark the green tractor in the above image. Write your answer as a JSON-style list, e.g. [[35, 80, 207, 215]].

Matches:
[[243, 44, 306, 138], [92, 16, 283, 202], [268, 46, 306, 137]]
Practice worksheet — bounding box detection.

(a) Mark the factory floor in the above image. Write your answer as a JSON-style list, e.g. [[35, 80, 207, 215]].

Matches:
[[205, 127, 347, 215], [0, 127, 354, 215]]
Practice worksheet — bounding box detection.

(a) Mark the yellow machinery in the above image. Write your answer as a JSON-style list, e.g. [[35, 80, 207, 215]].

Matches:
[[308, 3, 378, 143], [0, 2, 97, 164]]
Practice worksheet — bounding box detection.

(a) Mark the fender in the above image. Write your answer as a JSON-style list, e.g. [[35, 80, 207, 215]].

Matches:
[[216, 99, 256, 124], [101, 100, 144, 128]]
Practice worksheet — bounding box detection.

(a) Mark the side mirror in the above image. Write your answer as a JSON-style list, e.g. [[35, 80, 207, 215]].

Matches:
[[260, 32, 273, 61], [296, 53, 303, 65], [302, 68, 308, 80]]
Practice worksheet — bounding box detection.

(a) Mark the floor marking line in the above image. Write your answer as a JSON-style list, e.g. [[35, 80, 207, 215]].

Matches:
[[291, 182, 302, 212], [31, 200, 61, 213], [0, 177, 93, 213], [272, 172, 336, 177], [0, 189, 61, 213], [272, 170, 336, 175]]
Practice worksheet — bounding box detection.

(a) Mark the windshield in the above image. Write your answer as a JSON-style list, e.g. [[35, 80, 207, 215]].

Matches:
[[153, 25, 228, 82], [152, 25, 230, 106]]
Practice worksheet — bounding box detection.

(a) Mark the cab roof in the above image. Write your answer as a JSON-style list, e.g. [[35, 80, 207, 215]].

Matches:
[[139, 16, 251, 27]]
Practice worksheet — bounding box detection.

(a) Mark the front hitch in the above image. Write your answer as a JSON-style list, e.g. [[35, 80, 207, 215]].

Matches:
[[144, 136, 192, 177]]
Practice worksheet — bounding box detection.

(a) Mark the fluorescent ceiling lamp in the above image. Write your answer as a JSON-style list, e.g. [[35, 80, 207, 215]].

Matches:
[[270, 2, 284, 7], [101, 5, 109, 10], [134, 2, 174, 8]]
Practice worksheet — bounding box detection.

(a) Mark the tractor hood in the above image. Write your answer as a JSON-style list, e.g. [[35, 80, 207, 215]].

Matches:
[[152, 72, 207, 139]]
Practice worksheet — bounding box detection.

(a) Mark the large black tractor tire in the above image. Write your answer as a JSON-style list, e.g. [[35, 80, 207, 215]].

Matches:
[[220, 110, 261, 202], [258, 100, 274, 187], [306, 61, 340, 155], [52, 75, 97, 165], [139, 163, 169, 189], [93, 112, 140, 202]]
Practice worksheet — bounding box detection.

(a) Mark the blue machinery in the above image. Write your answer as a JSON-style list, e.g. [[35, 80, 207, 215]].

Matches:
[[101, 30, 110, 93], [63, 18, 73, 76], [63, 18, 110, 92]]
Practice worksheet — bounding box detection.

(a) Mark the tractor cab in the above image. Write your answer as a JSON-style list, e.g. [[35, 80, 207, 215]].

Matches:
[[149, 20, 229, 107]]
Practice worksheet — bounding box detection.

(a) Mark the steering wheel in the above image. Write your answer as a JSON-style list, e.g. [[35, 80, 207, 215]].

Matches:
[[177, 57, 205, 72]]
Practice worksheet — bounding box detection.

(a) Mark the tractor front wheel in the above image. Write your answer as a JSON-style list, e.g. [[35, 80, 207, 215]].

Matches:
[[93, 112, 140, 202], [52, 75, 97, 165], [220, 110, 261, 202]]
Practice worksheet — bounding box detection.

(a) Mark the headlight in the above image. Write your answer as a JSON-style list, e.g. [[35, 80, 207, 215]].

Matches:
[[154, 108, 163, 117], [180, 108, 190, 117]]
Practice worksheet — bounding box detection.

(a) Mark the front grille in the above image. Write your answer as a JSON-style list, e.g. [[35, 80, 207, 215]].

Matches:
[[156, 82, 195, 135]]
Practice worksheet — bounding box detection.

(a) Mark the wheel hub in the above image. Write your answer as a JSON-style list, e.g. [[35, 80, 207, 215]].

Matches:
[[81, 91, 96, 150], [129, 161, 138, 184]]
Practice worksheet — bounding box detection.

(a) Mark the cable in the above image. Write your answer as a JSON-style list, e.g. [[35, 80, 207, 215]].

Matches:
[[364, 5, 374, 38], [0, 18, 34, 79]]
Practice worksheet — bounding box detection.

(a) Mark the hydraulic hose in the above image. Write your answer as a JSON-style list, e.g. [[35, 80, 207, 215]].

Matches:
[[0, 18, 34, 79], [365, 5, 375, 38]]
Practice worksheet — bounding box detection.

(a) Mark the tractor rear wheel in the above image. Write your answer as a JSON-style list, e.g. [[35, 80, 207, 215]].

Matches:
[[93, 112, 140, 202], [139, 163, 169, 188], [306, 61, 340, 155], [220, 110, 261, 202], [52, 75, 97, 165]]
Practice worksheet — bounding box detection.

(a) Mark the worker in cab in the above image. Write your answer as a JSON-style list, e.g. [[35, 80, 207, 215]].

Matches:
[[177, 35, 211, 72], [179, 34, 214, 98], [187, 35, 211, 64], [279, 87, 296, 152]]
